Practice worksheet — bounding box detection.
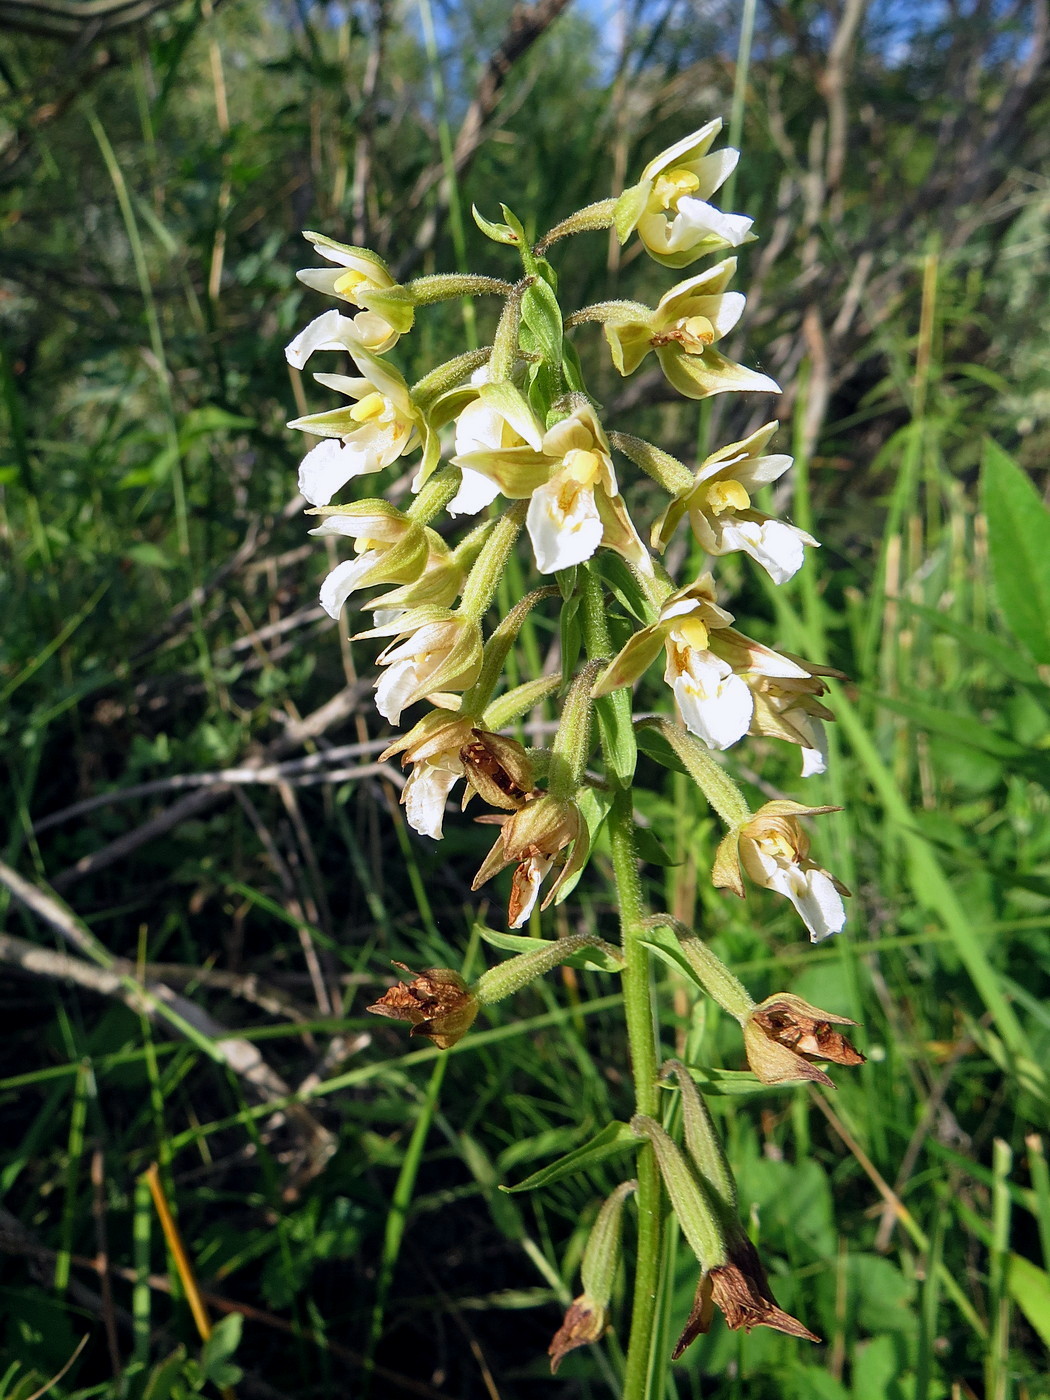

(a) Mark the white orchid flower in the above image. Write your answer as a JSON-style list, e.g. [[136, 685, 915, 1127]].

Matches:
[[287, 349, 421, 506], [295, 232, 411, 352], [615, 119, 754, 269], [653, 423, 816, 584]]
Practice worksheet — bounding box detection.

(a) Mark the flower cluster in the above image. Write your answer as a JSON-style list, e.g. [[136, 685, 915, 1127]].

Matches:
[[286, 120, 846, 941], [287, 119, 862, 1374]]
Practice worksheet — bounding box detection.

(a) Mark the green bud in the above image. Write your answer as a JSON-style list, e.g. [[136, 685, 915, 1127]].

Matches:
[[548, 659, 603, 798]]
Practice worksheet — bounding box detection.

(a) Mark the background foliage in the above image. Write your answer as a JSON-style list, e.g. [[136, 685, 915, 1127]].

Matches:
[[2, 0, 1050, 1395]]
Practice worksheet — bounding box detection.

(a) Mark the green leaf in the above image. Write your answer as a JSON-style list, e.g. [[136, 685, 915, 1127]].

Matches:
[[898, 600, 1042, 684], [982, 438, 1050, 663], [200, 1313, 243, 1385], [474, 918, 621, 971], [500, 1120, 638, 1193], [873, 692, 1026, 760], [633, 824, 679, 867], [142, 1350, 190, 1400], [591, 551, 658, 625], [1007, 1253, 1050, 1350], [560, 591, 583, 687], [595, 686, 636, 789]]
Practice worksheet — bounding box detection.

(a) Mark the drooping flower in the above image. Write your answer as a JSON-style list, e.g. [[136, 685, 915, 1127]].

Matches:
[[366, 963, 478, 1048], [743, 992, 864, 1088], [652, 422, 816, 583], [449, 385, 651, 576], [603, 261, 779, 401], [287, 347, 423, 506], [674, 1234, 820, 1358], [748, 665, 839, 776], [712, 800, 850, 942], [305, 502, 432, 619], [472, 794, 588, 927], [354, 609, 483, 726], [593, 577, 809, 752], [380, 715, 536, 841], [295, 232, 413, 352], [547, 1180, 636, 1374], [615, 119, 754, 268]]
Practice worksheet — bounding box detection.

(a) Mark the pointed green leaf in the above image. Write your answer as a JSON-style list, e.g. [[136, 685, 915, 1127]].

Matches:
[[982, 438, 1050, 663], [500, 1120, 638, 1193]]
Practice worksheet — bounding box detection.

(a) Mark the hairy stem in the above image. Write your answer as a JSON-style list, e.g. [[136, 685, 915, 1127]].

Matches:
[[609, 788, 663, 1400], [580, 566, 663, 1396]]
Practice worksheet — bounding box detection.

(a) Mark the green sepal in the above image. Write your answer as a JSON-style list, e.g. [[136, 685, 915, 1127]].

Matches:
[[500, 1120, 638, 1194], [613, 180, 650, 243], [472, 204, 522, 246], [353, 285, 416, 333]]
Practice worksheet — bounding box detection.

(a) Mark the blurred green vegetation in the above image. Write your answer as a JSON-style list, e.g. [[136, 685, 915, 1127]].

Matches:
[[2, 0, 1050, 1396]]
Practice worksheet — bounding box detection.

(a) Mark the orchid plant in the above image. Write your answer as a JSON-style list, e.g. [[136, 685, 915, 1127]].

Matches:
[[286, 116, 863, 1394]]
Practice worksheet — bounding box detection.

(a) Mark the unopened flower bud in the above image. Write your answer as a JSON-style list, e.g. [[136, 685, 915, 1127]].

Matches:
[[366, 963, 478, 1049], [743, 992, 864, 1088]]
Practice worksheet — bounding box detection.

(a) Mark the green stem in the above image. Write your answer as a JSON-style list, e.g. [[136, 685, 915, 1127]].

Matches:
[[608, 788, 662, 1399]]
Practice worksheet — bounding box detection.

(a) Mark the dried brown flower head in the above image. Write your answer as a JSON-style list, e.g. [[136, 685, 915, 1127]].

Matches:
[[548, 1294, 608, 1373], [743, 992, 865, 1088], [673, 1234, 819, 1358], [459, 728, 538, 811], [366, 963, 478, 1049]]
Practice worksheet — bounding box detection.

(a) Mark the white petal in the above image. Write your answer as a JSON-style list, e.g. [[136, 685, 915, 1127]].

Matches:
[[786, 866, 846, 942], [285, 310, 359, 369], [801, 745, 827, 778], [448, 466, 502, 517], [454, 401, 507, 455], [671, 199, 754, 251], [374, 658, 426, 725], [720, 518, 814, 585], [670, 649, 753, 750], [297, 437, 372, 506], [319, 552, 379, 618], [688, 147, 739, 199], [639, 119, 722, 182], [403, 764, 461, 840], [526, 479, 603, 574], [296, 268, 344, 296]]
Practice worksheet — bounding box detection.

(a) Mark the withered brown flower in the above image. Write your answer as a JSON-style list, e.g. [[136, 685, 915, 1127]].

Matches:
[[459, 728, 538, 810], [673, 1234, 819, 1358], [548, 1295, 608, 1373], [366, 963, 478, 1049], [743, 992, 864, 1089]]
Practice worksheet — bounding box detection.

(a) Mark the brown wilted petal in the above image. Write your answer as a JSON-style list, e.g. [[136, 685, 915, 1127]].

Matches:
[[751, 994, 865, 1068], [460, 728, 538, 811], [548, 1294, 607, 1373], [709, 1235, 820, 1342], [366, 963, 478, 1049], [671, 1272, 714, 1359]]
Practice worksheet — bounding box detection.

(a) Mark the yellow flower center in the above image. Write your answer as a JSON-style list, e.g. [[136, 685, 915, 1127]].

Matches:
[[673, 315, 716, 354], [562, 448, 603, 487], [675, 614, 710, 652], [652, 166, 700, 211], [705, 478, 751, 516], [333, 267, 373, 303], [349, 391, 388, 424]]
